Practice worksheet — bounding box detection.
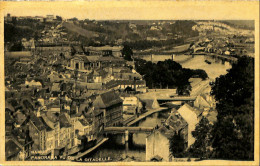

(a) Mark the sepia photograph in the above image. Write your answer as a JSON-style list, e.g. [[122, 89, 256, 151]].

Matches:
[[0, 1, 259, 165]]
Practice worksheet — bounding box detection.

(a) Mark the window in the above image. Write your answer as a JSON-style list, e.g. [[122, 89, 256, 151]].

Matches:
[[75, 63, 79, 69]]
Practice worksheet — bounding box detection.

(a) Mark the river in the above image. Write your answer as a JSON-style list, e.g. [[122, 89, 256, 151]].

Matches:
[[85, 109, 171, 161], [180, 55, 232, 80], [136, 54, 232, 80], [84, 54, 232, 162]]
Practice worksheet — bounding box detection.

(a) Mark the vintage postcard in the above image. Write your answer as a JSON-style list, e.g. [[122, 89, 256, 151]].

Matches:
[[0, 1, 259, 165]]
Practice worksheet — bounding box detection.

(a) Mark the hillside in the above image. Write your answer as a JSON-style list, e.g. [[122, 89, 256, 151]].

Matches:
[[220, 20, 254, 30], [62, 22, 100, 38]]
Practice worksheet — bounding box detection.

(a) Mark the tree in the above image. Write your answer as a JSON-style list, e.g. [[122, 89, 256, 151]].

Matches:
[[34, 33, 40, 41], [188, 117, 213, 159], [70, 17, 78, 21], [10, 42, 24, 51], [52, 63, 65, 73], [210, 56, 254, 160], [192, 69, 208, 80], [169, 132, 185, 158], [135, 59, 205, 92], [56, 15, 63, 21], [122, 45, 133, 61], [177, 83, 191, 96], [124, 86, 134, 93]]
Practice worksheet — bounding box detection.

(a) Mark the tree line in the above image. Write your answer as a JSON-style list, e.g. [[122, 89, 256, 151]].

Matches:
[[134, 58, 208, 95]]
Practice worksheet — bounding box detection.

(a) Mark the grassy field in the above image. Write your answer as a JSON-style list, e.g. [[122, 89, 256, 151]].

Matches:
[[62, 22, 99, 38]]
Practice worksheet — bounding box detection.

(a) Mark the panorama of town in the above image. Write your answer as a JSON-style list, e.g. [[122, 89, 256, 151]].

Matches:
[[4, 14, 255, 162]]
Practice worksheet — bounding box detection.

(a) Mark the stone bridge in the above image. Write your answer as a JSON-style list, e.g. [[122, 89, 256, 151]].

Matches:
[[104, 127, 154, 134]]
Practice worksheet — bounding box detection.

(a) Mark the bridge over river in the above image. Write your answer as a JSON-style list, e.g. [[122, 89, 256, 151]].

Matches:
[[192, 52, 238, 64], [103, 126, 155, 145], [157, 96, 196, 102], [104, 126, 154, 134]]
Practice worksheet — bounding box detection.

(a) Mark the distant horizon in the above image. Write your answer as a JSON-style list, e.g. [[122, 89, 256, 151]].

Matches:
[[5, 14, 255, 22], [5, 13, 255, 29], [3, 1, 257, 21]]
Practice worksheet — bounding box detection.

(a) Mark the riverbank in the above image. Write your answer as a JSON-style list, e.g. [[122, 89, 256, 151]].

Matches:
[[71, 138, 109, 160], [181, 55, 231, 79], [133, 54, 193, 63]]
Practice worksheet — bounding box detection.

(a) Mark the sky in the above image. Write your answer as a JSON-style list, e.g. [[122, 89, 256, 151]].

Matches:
[[1, 1, 258, 20]]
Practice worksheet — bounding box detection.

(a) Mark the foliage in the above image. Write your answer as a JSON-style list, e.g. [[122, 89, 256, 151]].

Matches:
[[124, 86, 135, 92], [9, 42, 25, 51], [52, 63, 65, 73], [135, 59, 207, 94], [5, 23, 34, 43], [4, 20, 46, 49], [188, 117, 213, 159], [122, 45, 133, 61], [169, 133, 185, 158], [60, 20, 199, 49], [210, 56, 254, 160], [56, 16, 63, 21], [191, 69, 208, 80], [177, 83, 192, 96]]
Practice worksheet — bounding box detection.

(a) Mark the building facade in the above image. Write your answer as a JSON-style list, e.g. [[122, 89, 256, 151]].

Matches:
[[93, 91, 123, 127]]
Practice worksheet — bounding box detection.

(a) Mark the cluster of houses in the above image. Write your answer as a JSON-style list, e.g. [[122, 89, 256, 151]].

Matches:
[[5, 39, 220, 161], [4, 32, 149, 160], [5, 86, 126, 160], [190, 36, 254, 57], [38, 24, 68, 44], [190, 21, 254, 58], [5, 64, 131, 160], [192, 21, 254, 36], [4, 14, 58, 23], [5, 15, 225, 162]]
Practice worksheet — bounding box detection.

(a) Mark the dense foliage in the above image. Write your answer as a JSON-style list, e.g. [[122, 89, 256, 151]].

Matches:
[[4, 19, 46, 43], [122, 45, 133, 61], [188, 117, 213, 159], [135, 59, 208, 95], [5, 23, 35, 43], [9, 42, 25, 51], [210, 56, 254, 160], [169, 133, 186, 158], [56, 16, 63, 21], [187, 56, 254, 160]]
